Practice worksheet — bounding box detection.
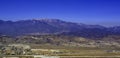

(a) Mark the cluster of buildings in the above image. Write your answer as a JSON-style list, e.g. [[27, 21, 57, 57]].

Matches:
[[0, 44, 32, 55]]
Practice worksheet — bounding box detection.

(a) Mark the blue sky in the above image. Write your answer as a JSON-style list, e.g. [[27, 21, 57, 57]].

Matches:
[[0, 0, 120, 26]]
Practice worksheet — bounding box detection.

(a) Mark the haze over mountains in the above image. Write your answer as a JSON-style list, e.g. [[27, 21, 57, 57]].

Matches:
[[0, 19, 120, 39]]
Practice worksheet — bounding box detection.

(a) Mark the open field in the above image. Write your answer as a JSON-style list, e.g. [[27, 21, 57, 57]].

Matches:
[[1, 44, 120, 57], [1, 55, 120, 58], [29, 44, 120, 56]]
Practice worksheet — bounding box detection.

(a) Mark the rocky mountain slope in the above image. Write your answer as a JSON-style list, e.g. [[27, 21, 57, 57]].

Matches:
[[0, 19, 120, 39]]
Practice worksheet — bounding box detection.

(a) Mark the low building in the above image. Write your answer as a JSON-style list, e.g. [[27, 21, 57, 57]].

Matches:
[[33, 55, 60, 58]]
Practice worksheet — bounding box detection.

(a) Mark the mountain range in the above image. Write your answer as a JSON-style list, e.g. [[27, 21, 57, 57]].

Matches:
[[0, 19, 120, 39]]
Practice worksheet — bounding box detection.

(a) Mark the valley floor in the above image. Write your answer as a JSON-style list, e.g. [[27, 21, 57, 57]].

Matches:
[[1, 55, 120, 58], [1, 44, 120, 58]]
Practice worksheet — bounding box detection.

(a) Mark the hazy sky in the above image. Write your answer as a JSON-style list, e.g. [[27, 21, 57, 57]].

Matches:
[[0, 0, 120, 26]]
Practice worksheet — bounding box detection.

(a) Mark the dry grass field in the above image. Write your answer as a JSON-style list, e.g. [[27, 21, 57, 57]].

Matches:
[[30, 44, 120, 56]]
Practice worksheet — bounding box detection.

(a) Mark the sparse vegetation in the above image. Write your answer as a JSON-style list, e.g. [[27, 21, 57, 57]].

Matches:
[[1, 35, 120, 58]]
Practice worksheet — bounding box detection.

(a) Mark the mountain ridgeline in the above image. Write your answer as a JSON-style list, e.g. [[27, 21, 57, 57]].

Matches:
[[0, 19, 120, 39]]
